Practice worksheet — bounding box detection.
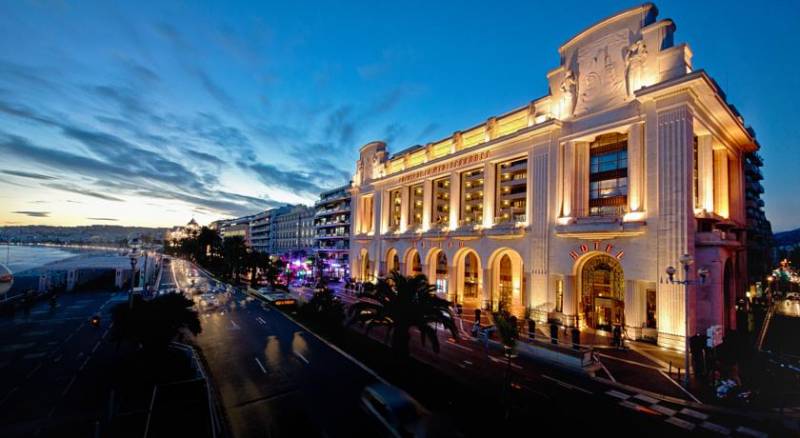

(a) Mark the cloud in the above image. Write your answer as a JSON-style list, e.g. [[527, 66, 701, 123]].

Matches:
[[13, 211, 49, 218], [1, 170, 57, 180], [415, 122, 440, 142], [44, 182, 126, 202], [86, 217, 119, 221]]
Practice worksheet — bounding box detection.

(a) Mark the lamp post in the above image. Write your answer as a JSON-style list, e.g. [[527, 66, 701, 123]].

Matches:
[[665, 253, 709, 387], [129, 251, 138, 309]]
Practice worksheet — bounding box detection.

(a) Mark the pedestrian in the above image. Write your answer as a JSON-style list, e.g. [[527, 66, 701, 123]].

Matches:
[[689, 332, 707, 379]]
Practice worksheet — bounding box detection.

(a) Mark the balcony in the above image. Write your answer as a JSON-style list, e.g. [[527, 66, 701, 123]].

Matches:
[[555, 213, 646, 239]]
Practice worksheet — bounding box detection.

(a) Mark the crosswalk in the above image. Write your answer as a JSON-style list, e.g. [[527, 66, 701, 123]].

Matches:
[[603, 387, 768, 436]]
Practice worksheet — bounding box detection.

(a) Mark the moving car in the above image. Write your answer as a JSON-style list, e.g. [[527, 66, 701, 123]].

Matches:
[[199, 293, 219, 308], [255, 287, 297, 308], [360, 383, 429, 438]]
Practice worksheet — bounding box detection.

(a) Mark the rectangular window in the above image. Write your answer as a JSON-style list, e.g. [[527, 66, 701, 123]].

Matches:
[[431, 177, 450, 227], [460, 168, 484, 226], [389, 188, 402, 230], [409, 183, 424, 227], [589, 133, 628, 217], [495, 157, 527, 223]]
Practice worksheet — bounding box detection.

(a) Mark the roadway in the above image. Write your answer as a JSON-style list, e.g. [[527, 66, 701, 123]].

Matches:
[[0, 289, 126, 436], [169, 259, 387, 437]]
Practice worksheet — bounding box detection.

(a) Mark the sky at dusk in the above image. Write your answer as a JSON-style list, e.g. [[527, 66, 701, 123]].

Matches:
[[0, 0, 797, 231]]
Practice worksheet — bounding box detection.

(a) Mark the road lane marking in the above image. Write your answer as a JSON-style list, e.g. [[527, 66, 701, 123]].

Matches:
[[651, 404, 677, 416], [62, 375, 77, 397], [633, 393, 659, 404], [445, 339, 474, 352], [598, 359, 616, 382], [665, 416, 695, 430], [606, 389, 631, 400], [700, 421, 731, 435], [736, 426, 768, 438], [230, 319, 240, 330], [294, 352, 310, 365], [679, 407, 708, 420], [22, 352, 47, 360], [254, 357, 267, 374], [487, 355, 522, 369], [658, 370, 702, 404], [91, 341, 101, 353], [541, 374, 593, 395]]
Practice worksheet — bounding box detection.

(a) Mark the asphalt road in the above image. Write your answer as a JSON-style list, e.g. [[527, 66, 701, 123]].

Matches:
[[169, 260, 388, 438], [0, 289, 125, 436]]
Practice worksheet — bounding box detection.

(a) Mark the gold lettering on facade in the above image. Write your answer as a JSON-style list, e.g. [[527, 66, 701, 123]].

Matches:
[[397, 150, 490, 184]]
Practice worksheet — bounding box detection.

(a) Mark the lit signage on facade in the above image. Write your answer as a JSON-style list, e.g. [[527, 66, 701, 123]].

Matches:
[[398, 150, 490, 184], [569, 240, 624, 261]]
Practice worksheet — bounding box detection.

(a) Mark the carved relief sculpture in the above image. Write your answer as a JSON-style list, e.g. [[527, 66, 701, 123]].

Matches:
[[574, 31, 628, 115], [559, 69, 577, 118], [625, 39, 648, 97]]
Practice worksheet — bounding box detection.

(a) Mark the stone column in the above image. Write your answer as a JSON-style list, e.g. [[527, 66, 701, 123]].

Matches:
[[563, 275, 577, 326], [573, 141, 589, 217], [483, 162, 496, 228], [526, 151, 534, 225], [627, 123, 645, 213], [714, 148, 729, 219], [400, 186, 409, 233], [561, 141, 575, 218], [449, 172, 460, 230], [422, 180, 432, 231], [373, 191, 383, 236], [655, 105, 695, 350], [697, 135, 714, 213]]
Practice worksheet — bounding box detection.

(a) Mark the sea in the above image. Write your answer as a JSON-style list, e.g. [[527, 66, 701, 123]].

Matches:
[[0, 245, 79, 274]]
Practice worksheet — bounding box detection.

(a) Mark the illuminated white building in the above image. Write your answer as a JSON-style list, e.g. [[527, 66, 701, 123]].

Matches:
[[349, 3, 757, 349]]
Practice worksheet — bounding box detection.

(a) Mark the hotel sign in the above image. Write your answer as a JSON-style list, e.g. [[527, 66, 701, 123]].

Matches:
[[569, 240, 624, 261], [398, 150, 490, 183]]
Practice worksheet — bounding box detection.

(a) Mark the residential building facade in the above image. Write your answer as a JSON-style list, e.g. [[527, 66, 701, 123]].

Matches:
[[271, 205, 316, 257], [314, 184, 351, 279], [349, 4, 757, 350]]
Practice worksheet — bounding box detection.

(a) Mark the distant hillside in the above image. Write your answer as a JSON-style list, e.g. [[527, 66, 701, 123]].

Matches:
[[0, 225, 168, 245], [775, 227, 800, 249]]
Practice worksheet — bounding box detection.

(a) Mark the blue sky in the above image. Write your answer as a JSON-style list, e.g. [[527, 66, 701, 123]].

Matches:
[[0, 0, 797, 231]]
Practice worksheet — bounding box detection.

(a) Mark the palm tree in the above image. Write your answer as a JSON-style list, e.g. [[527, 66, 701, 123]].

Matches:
[[110, 293, 201, 352], [348, 272, 458, 358]]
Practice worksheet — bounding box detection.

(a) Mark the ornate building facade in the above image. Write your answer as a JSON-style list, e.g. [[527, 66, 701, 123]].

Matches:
[[348, 4, 758, 349]]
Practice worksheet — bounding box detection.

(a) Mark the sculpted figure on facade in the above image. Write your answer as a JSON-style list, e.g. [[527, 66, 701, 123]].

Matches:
[[559, 69, 577, 118], [625, 39, 648, 97]]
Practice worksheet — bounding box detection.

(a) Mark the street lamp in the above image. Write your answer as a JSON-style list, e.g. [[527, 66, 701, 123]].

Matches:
[[129, 251, 139, 309], [665, 253, 709, 387]]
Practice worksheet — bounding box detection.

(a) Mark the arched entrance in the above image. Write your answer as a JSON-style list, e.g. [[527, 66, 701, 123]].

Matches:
[[404, 249, 422, 277], [579, 254, 624, 331], [386, 248, 399, 275], [455, 249, 481, 306], [426, 249, 448, 297], [488, 248, 524, 313]]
